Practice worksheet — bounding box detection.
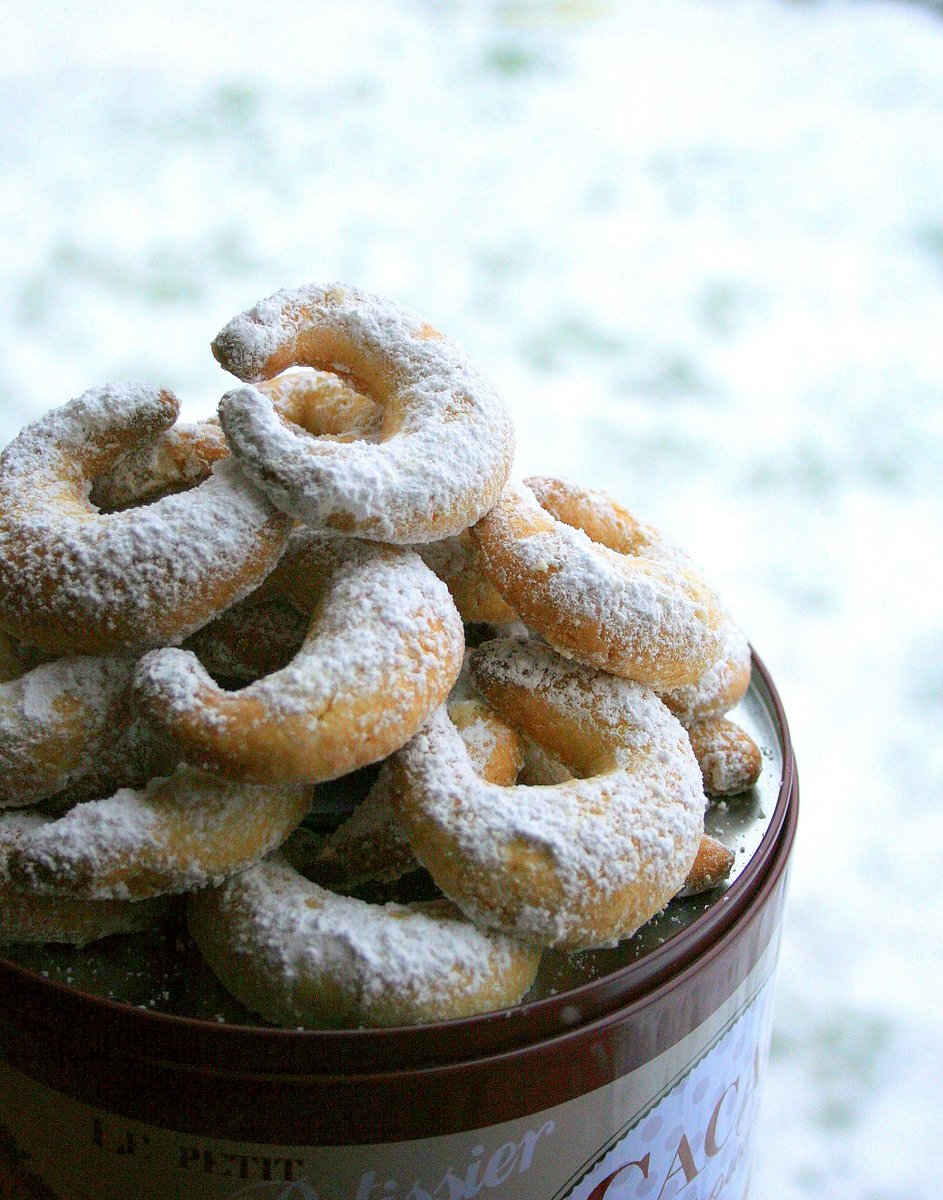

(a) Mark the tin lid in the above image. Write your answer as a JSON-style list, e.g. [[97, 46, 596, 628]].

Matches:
[[0, 652, 795, 1075]]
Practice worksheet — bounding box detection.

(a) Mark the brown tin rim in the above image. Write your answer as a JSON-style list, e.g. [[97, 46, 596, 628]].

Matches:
[[0, 649, 796, 1076]]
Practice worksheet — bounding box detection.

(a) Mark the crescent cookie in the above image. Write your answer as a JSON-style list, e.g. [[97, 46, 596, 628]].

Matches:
[[7, 767, 312, 901], [0, 811, 170, 946], [676, 834, 736, 897], [471, 478, 724, 690], [391, 637, 706, 950], [213, 282, 515, 543], [661, 620, 761, 795], [519, 475, 761, 790], [522, 709, 759, 801], [135, 535, 464, 783], [0, 384, 292, 655], [187, 854, 541, 1029]]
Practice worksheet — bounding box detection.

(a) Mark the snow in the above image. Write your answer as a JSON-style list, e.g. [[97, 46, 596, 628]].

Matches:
[[2, 1, 942, 1195]]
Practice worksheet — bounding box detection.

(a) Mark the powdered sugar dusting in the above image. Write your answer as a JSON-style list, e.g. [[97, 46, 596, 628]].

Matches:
[[473, 480, 723, 689], [0, 810, 51, 874], [1, 383, 178, 472], [7, 767, 312, 900], [0, 386, 290, 654], [663, 618, 752, 725], [14, 784, 164, 899], [416, 531, 517, 624], [0, 653, 141, 808], [688, 716, 762, 797], [314, 691, 514, 889], [90, 421, 229, 512], [0, 808, 169, 946], [395, 637, 705, 947], [188, 853, 536, 1027], [215, 283, 515, 543], [135, 535, 464, 779]]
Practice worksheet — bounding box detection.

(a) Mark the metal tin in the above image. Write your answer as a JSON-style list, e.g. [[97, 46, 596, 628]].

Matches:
[[0, 653, 797, 1200]]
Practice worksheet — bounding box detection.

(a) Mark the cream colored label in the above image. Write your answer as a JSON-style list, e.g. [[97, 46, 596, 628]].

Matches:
[[0, 941, 779, 1200]]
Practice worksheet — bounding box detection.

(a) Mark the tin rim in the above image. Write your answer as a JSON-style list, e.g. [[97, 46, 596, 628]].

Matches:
[[0, 649, 796, 1074]]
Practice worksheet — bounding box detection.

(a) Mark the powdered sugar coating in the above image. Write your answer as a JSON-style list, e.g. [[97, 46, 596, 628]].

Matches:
[[90, 420, 229, 512], [472, 480, 724, 690], [522, 476, 752, 724], [392, 637, 706, 949], [0, 810, 170, 945], [0, 384, 292, 655], [0, 810, 50, 869], [662, 618, 752, 725], [512, 740, 737, 896], [687, 715, 763, 797], [7, 767, 312, 900], [525, 475, 704, 572], [187, 853, 541, 1028], [214, 283, 515, 543], [0, 652, 140, 808], [135, 535, 464, 783]]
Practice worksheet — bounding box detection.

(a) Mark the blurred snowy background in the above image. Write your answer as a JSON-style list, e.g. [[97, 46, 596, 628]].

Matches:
[[1, 1, 942, 1195]]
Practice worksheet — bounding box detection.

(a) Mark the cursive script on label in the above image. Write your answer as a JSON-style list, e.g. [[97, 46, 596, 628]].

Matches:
[[225, 1120, 556, 1200]]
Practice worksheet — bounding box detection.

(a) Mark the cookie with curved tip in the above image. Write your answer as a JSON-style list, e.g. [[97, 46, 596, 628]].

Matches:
[[1, 810, 171, 945], [392, 637, 706, 950], [90, 420, 229, 512], [523, 476, 756, 730], [676, 833, 736, 897], [187, 854, 541, 1029], [662, 619, 752, 725], [7, 767, 312, 901], [517, 736, 736, 900], [0, 384, 292, 655], [214, 283, 514, 543], [520, 705, 760, 802], [471, 478, 723, 690], [135, 536, 464, 783]]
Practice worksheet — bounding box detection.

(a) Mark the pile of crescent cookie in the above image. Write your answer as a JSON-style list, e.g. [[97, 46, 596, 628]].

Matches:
[[0, 283, 762, 1029]]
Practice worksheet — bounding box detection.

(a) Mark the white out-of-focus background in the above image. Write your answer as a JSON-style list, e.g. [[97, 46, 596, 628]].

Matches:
[[2, 2, 942, 1195]]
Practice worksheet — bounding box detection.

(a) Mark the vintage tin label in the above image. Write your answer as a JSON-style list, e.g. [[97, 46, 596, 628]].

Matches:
[[0, 940, 779, 1200]]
